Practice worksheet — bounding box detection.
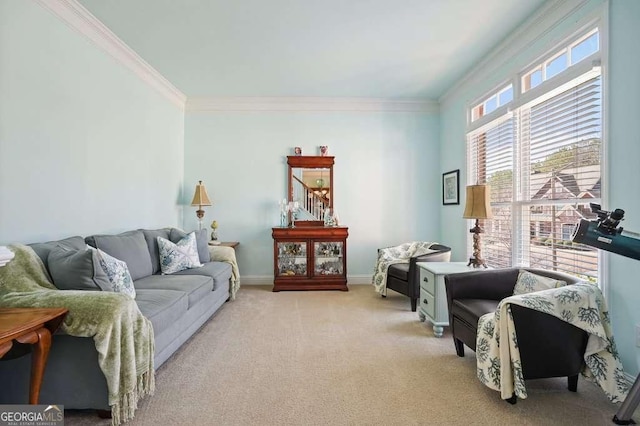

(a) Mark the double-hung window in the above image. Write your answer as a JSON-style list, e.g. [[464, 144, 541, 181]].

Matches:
[[466, 27, 602, 281]]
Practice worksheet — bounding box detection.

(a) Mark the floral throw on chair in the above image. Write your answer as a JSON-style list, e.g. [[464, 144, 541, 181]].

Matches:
[[476, 282, 629, 403]]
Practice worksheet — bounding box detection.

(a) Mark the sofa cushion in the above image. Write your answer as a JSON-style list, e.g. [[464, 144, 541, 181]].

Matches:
[[134, 275, 213, 309], [158, 233, 202, 274], [29, 236, 86, 274], [141, 228, 171, 275], [388, 263, 409, 281], [171, 261, 231, 291], [135, 289, 189, 334], [513, 269, 567, 296], [47, 246, 112, 292], [170, 228, 209, 264], [452, 298, 500, 329], [85, 230, 153, 281]]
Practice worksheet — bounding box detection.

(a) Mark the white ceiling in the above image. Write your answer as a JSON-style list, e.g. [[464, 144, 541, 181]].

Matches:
[[77, 0, 548, 99]]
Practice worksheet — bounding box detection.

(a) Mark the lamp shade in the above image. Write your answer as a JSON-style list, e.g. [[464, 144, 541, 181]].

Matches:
[[191, 180, 212, 206], [463, 184, 493, 219]]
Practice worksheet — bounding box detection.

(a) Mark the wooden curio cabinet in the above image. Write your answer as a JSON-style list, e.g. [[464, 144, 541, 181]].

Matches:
[[272, 226, 348, 291]]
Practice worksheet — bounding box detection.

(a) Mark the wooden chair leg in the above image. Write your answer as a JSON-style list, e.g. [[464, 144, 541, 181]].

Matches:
[[568, 374, 579, 392], [454, 338, 465, 357], [410, 298, 417, 312]]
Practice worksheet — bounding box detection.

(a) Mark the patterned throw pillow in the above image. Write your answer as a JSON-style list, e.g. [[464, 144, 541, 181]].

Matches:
[[95, 248, 136, 299], [513, 269, 567, 296], [157, 232, 202, 274]]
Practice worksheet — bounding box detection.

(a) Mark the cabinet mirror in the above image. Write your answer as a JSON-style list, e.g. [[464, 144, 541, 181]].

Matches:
[[287, 156, 334, 225]]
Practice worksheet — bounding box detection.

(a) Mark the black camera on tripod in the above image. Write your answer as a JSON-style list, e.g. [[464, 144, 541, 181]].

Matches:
[[590, 203, 625, 235]]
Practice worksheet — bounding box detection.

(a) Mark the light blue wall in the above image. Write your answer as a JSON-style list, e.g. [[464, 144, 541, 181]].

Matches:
[[607, 0, 640, 378], [184, 111, 440, 279], [439, 0, 640, 376], [0, 1, 185, 244]]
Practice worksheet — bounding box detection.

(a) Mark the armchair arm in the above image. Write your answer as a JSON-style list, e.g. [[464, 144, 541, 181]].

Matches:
[[445, 268, 520, 304], [411, 244, 452, 263], [511, 304, 588, 379]]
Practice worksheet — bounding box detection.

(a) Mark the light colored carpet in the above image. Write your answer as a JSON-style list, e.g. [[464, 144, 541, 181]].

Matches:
[[65, 285, 634, 425]]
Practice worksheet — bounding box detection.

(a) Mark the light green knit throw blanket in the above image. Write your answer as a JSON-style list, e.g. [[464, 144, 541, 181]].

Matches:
[[0, 245, 155, 425]]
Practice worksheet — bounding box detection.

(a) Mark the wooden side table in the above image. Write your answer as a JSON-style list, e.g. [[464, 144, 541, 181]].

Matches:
[[209, 241, 239, 249], [0, 307, 68, 404]]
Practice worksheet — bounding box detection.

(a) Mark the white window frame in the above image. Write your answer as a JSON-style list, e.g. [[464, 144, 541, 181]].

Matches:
[[521, 27, 601, 95], [470, 82, 514, 124], [466, 18, 608, 288]]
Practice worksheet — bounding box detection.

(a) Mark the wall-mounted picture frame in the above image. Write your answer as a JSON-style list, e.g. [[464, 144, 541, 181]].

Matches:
[[442, 169, 460, 205]]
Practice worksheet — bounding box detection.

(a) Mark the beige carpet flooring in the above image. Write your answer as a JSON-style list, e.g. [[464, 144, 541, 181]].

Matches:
[[65, 285, 634, 425]]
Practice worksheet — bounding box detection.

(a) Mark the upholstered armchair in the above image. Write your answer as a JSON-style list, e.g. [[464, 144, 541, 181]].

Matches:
[[383, 244, 451, 311], [444, 268, 589, 402]]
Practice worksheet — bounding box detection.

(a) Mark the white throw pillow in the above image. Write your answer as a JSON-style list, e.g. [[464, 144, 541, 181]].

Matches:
[[157, 232, 202, 274], [513, 269, 567, 296], [95, 248, 136, 299]]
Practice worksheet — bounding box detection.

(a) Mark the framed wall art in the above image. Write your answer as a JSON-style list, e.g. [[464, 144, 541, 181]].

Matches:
[[442, 169, 460, 205]]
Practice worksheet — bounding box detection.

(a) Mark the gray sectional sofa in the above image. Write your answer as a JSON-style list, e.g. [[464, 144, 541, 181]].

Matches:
[[0, 227, 232, 411]]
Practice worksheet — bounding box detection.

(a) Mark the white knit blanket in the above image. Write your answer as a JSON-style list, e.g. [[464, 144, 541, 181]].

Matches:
[[476, 283, 628, 403], [372, 242, 437, 296]]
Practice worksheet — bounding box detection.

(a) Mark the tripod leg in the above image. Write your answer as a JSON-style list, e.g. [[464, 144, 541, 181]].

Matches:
[[613, 374, 640, 425]]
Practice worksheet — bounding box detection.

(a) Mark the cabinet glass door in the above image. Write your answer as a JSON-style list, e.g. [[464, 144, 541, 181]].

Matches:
[[277, 242, 307, 276], [314, 242, 344, 275]]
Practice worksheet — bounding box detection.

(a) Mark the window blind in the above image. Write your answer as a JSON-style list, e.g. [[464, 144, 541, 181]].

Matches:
[[518, 75, 601, 279], [467, 74, 602, 280], [468, 116, 516, 269]]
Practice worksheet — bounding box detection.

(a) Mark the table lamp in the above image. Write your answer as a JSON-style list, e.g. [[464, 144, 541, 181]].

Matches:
[[463, 184, 493, 268], [191, 180, 212, 230]]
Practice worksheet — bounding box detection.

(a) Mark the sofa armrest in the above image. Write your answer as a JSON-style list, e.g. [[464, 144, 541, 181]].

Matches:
[[411, 244, 452, 264]]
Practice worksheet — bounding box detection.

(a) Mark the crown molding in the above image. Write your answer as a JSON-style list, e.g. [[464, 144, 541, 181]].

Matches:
[[36, 0, 187, 109], [439, 0, 591, 107], [186, 97, 439, 113], [33, 1, 436, 114]]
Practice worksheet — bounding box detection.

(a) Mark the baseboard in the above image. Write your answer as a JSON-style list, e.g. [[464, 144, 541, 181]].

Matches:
[[240, 276, 273, 285], [347, 275, 373, 285], [240, 275, 372, 285]]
